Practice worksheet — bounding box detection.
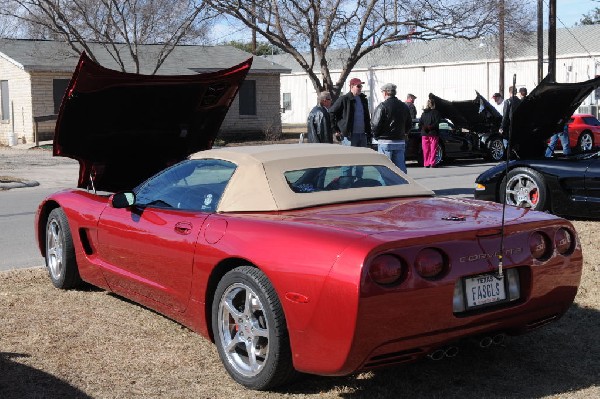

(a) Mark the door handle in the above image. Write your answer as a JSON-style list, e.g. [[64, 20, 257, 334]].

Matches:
[[174, 221, 193, 235]]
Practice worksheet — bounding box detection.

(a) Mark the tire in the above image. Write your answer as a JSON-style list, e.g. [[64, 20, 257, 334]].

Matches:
[[578, 131, 593, 151], [212, 266, 296, 390], [45, 208, 82, 289], [486, 137, 505, 161], [500, 167, 548, 211]]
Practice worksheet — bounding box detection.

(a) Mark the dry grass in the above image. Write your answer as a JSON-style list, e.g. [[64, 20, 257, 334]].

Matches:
[[1, 221, 599, 399]]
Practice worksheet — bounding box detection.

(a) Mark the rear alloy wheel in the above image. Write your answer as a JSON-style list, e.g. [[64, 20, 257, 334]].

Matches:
[[486, 137, 505, 161], [45, 208, 82, 289], [433, 143, 444, 166], [212, 266, 296, 390], [502, 168, 548, 211], [578, 131, 593, 151]]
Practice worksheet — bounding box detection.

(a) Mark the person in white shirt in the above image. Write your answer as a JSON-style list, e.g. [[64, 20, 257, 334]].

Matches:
[[492, 92, 504, 115]]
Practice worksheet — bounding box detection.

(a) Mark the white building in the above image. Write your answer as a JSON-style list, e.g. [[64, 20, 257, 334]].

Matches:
[[271, 25, 600, 125]]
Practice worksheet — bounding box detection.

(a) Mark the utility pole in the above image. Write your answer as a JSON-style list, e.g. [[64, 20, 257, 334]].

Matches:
[[537, 0, 543, 83], [548, 0, 557, 81], [499, 0, 505, 95], [251, 0, 257, 54]]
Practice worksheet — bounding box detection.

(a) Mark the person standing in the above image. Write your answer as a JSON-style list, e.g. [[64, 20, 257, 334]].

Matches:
[[518, 87, 528, 99], [545, 124, 571, 157], [420, 98, 442, 168], [405, 93, 417, 119], [500, 86, 521, 148], [306, 91, 335, 143], [491, 93, 504, 114], [371, 83, 412, 173], [329, 77, 371, 148]]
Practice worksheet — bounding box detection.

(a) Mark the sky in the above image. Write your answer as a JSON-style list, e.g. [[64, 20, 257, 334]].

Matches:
[[208, 1, 600, 46], [556, 0, 599, 27]]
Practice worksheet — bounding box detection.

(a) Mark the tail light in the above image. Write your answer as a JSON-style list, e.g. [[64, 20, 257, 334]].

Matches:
[[554, 228, 575, 255], [415, 248, 447, 279], [529, 231, 552, 260], [369, 254, 405, 285]]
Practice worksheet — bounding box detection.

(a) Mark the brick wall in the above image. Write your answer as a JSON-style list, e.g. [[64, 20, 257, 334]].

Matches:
[[0, 58, 32, 146], [221, 72, 282, 139], [30, 71, 72, 141]]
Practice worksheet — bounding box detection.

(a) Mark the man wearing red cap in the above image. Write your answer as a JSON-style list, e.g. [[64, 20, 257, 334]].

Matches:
[[329, 77, 372, 148]]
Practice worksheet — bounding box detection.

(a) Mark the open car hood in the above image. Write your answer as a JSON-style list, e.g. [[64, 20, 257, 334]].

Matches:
[[510, 74, 600, 158], [429, 92, 501, 132], [54, 52, 252, 192]]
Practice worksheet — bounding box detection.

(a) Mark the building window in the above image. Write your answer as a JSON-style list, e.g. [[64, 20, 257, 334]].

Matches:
[[282, 93, 291, 111], [53, 79, 70, 114], [1, 80, 9, 121], [239, 80, 256, 116]]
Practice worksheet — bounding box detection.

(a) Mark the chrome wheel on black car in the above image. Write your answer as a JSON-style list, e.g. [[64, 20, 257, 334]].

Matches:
[[486, 137, 505, 161], [502, 167, 547, 211], [433, 143, 444, 166]]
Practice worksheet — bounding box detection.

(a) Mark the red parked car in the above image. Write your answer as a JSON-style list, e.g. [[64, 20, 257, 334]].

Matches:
[[36, 53, 583, 390], [567, 113, 600, 151]]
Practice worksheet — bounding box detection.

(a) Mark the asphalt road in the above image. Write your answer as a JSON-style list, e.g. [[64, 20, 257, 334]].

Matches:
[[0, 149, 494, 271]]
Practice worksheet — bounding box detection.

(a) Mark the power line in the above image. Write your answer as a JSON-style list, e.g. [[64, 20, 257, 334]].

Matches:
[[545, 0, 595, 59]]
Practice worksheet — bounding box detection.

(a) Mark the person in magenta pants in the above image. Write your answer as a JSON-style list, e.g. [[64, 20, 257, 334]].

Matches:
[[420, 98, 441, 167]]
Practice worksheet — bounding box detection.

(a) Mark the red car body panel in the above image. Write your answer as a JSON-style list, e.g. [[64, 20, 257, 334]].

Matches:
[[35, 190, 583, 375]]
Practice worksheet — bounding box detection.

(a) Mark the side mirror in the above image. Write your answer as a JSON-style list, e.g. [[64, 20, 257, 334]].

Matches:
[[112, 191, 136, 208]]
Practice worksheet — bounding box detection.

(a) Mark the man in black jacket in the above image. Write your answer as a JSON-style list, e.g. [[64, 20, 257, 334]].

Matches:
[[306, 91, 334, 143], [500, 86, 521, 148], [329, 77, 371, 147], [371, 83, 412, 173]]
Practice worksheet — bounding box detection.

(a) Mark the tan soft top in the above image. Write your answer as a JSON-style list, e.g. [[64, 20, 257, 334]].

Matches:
[[190, 143, 434, 212]]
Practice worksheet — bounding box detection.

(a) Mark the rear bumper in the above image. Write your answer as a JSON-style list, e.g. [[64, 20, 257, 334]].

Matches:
[[355, 298, 573, 371], [291, 254, 581, 376]]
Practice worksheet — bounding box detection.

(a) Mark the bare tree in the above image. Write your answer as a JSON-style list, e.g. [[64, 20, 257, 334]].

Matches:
[[0, 0, 212, 74], [205, 0, 533, 99], [579, 1, 600, 25]]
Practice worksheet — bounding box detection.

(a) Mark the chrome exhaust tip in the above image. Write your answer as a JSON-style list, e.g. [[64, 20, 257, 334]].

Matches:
[[492, 333, 506, 345], [428, 349, 446, 361], [479, 336, 493, 348], [444, 346, 459, 358]]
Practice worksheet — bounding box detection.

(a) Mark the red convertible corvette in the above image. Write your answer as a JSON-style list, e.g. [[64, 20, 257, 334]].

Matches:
[[36, 54, 583, 390]]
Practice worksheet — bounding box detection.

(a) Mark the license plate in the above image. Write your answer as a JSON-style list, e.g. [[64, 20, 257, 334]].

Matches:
[[464, 273, 506, 309]]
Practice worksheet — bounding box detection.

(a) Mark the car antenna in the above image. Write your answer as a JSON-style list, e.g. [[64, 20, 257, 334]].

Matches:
[[497, 74, 517, 277]]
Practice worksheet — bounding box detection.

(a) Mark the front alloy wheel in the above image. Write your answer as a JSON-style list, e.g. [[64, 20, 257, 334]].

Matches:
[[212, 266, 295, 390], [45, 208, 81, 289], [503, 168, 547, 211]]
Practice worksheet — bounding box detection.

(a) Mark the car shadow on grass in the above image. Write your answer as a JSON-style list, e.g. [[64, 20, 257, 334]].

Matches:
[[0, 352, 92, 399], [279, 303, 599, 398]]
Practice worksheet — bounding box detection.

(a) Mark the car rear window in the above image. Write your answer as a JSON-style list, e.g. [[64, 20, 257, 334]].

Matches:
[[284, 165, 408, 193], [582, 117, 600, 126]]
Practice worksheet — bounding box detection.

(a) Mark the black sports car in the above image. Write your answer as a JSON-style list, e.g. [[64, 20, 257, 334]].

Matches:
[[430, 92, 506, 162], [474, 74, 600, 218], [402, 118, 485, 165], [398, 93, 505, 166]]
